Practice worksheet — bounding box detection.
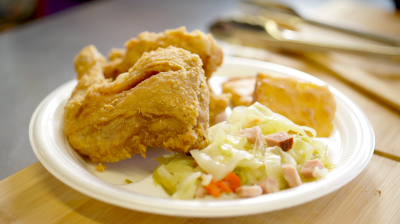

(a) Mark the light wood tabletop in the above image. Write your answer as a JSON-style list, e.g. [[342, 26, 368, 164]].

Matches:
[[0, 155, 399, 224], [1, 0, 400, 223]]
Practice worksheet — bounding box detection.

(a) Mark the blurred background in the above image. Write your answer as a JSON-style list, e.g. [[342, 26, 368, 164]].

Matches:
[[0, 0, 93, 33], [0, 0, 398, 34]]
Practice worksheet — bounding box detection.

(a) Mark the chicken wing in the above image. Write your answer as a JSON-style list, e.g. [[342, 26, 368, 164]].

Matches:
[[103, 27, 223, 80], [64, 46, 209, 163]]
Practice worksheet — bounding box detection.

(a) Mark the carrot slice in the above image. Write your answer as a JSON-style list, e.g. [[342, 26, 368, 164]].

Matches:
[[205, 181, 220, 197], [215, 181, 232, 193], [222, 172, 241, 192], [204, 173, 241, 197]]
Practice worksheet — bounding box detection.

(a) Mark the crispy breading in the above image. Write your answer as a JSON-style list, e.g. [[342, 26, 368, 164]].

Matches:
[[64, 46, 209, 163], [108, 48, 125, 61], [222, 77, 256, 107], [102, 27, 227, 126], [253, 73, 336, 137], [103, 27, 223, 80]]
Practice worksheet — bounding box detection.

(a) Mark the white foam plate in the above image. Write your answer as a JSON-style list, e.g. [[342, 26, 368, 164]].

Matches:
[[29, 57, 374, 217]]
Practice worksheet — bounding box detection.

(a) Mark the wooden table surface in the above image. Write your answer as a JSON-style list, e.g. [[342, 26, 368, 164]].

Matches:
[[1, 155, 399, 224], [1, 1, 400, 223]]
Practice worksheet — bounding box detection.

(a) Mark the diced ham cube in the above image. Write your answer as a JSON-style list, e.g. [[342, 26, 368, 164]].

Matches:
[[235, 185, 263, 198], [257, 177, 279, 194], [240, 126, 263, 144], [300, 160, 325, 178], [282, 163, 302, 188], [195, 186, 208, 198], [265, 131, 293, 151]]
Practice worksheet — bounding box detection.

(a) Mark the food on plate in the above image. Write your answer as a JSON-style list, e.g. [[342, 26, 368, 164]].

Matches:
[[240, 126, 263, 144], [103, 27, 223, 80], [221, 73, 336, 137], [282, 163, 302, 187], [209, 91, 231, 126], [235, 185, 263, 198], [265, 131, 293, 151], [300, 160, 327, 178], [257, 177, 279, 194], [63, 26, 336, 200], [125, 179, 133, 184], [102, 27, 228, 127], [108, 48, 125, 61], [95, 163, 106, 172], [253, 73, 336, 137], [64, 46, 209, 163], [222, 77, 256, 107], [152, 103, 333, 199]]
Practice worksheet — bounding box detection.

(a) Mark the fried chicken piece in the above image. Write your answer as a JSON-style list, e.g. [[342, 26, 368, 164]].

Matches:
[[103, 27, 227, 126], [108, 48, 125, 61], [103, 27, 223, 80], [253, 73, 336, 137], [104, 48, 125, 79], [222, 77, 256, 107], [64, 46, 209, 163]]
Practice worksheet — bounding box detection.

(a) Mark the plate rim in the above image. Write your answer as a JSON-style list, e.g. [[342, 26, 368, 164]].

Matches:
[[29, 56, 375, 217]]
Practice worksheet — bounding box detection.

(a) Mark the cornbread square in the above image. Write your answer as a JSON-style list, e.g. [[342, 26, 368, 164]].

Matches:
[[253, 73, 336, 137], [222, 77, 256, 107]]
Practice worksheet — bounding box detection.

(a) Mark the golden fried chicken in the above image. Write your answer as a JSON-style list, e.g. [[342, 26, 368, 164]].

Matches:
[[103, 27, 223, 80], [70, 45, 108, 98], [64, 46, 209, 163], [102, 27, 228, 127]]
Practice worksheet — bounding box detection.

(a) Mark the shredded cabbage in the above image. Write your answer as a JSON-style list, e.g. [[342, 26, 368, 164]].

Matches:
[[201, 173, 213, 186], [172, 172, 201, 199], [152, 153, 195, 195], [228, 103, 317, 137], [264, 147, 286, 189], [313, 167, 328, 178], [234, 166, 267, 186], [152, 102, 334, 199], [153, 165, 178, 195], [190, 145, 253, 181]]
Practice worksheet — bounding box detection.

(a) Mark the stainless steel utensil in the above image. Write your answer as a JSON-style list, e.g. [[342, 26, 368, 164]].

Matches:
[[242, 0, 400, 46], [210, 15, 400, 61]]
